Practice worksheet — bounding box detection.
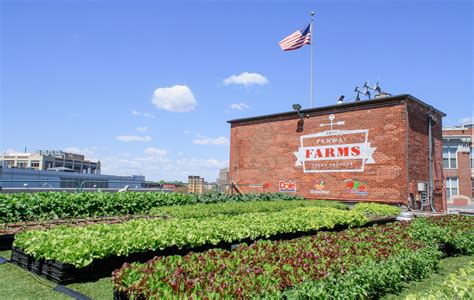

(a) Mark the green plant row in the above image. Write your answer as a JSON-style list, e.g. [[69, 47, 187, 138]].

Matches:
[[151, 200, 348, 219], [406, 261, 474, 300], [0, 192, 304, 223], [14, 207, 368, 268], [352, 202, 401, 217], [279, 247, 441, 299], [112, 222, 437, 298], [409, 215, 474, 255], [112, 215, 472, 299]]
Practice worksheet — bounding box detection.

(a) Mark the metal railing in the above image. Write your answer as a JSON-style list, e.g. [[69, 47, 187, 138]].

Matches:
[[0, 179, 227, 194]]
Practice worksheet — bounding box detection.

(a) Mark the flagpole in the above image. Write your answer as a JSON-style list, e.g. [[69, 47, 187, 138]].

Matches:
[[310, 11, 315, 107]]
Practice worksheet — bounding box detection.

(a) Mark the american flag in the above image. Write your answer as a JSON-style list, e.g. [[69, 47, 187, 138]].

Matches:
[[279, 24, 311, 51]]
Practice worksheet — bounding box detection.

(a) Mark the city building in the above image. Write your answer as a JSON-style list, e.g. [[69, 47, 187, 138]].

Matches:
[[0, 167, 145, 189], [162, 183, 178, 190], [0, 150, 100, 174], [216, 167, 229, 187], [228, 94, 446, 212], [0, 150, 144, 189], [188, 175, 204, 194], [442, 123, 473, 206]]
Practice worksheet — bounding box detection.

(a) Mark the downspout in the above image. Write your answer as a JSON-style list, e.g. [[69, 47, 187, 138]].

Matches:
[[428, 108, 437, 212], [404, 102, 416, 211]]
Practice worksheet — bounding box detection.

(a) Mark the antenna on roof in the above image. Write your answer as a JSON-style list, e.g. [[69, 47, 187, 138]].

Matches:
[[354, 86, 363, 102], [363, 82, 372, 99], [353, 80, 391, 101], [373, 81, 382, 94]]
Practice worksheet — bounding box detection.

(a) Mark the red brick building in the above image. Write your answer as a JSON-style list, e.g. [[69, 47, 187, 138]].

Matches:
[[228, 94, 447, 212], [442, 124, 473, 206]]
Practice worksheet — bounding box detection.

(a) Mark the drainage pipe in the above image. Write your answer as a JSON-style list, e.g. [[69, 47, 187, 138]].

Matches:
[[428, 109, 436, 212]]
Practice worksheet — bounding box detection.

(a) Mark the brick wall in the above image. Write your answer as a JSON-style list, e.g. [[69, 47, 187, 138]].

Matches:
[[406, 100, 445, 211], [229, 95, 446, 210], [443, 126, 473, 206]]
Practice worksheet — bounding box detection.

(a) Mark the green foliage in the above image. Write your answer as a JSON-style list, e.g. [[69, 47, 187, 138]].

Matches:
[[112, 215, 473, 299], [151, 200, 348, 219], [112, 222, 435, 298], [405, 261, 474, 300], [409, 215, 474, 254], [191, 192, 305, 203], [14, 207, 368, 268], [280, 247, 441, 299], [0, 192, 191, 223], [352, 202, 401, 218], [0, 192, 304, 223]]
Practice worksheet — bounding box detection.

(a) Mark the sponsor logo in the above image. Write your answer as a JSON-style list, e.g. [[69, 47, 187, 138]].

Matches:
[[310, 179, 330, 195], [294, 114, 376, 173], [314, 179, 326, 190], [279, 180, 296, 192], [344, 179, 369, 196]]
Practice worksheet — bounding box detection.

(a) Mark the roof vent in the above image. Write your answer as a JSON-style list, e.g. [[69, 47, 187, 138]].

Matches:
[[374, 92, 392, 98]]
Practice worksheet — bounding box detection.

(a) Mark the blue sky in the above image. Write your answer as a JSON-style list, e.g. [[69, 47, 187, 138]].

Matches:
[[1, 0, 472, 181]]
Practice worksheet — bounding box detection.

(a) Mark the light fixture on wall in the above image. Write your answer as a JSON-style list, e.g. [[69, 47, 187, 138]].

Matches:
[[292, 103, 304, 120], [293, 103, 305, 132]]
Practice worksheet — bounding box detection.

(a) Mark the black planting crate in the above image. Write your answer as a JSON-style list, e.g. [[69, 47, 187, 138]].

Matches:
[[113, 290, 131, 300], [10, 247, 45, 275], [10, 243, 233, 285], [0, 234, 15, 251]]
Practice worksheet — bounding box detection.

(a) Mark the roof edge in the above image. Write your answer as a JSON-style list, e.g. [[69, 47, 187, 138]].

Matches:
[[227, 94, 446, 124]]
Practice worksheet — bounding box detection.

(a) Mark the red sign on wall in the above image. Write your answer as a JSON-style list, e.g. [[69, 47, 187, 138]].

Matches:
[[279, 180, 296, 192]]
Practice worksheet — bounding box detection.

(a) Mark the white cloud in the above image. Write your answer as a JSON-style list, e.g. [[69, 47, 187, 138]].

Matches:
[[192, 135, 229, 146], [459, 116, 473, 125], [177, 158, 229, 169], [132, 110, 155, 119], [144, 147, 167, 156], [62, 146, 107, 161], [184, 130, 191, 134], [116, 135, 152, 142], [152, 85, 197, 112], [136, 126, 149, 132], [230, 102, 250, 110], [2, 148, 17, 154], [99, 151, 227, 182], [63, 146, 103, 157], [223, 72, 268, 86]]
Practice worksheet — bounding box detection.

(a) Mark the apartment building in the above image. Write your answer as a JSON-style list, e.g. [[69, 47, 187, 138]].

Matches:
[[442, 123, 473, 206], [188, 175, 205, 194], [0, 150, 100, 174]]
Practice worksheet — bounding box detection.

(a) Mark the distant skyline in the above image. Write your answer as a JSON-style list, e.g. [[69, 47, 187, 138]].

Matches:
[[1, 0, 472, 181]]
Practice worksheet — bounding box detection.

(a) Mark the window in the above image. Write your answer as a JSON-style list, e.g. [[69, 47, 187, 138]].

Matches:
[[442, 145, 457, 168], [17, 160, 28, 168], [30, 161, 40, 168], [446, 177, 459, 198], [4, 160, 14, 168]]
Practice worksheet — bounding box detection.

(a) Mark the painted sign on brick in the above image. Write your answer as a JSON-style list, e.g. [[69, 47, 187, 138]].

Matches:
[[294, 114, 376, 173]]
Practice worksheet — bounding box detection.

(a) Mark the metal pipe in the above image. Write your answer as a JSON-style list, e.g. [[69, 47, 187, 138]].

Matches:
[[428, 109, 436, 212]]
